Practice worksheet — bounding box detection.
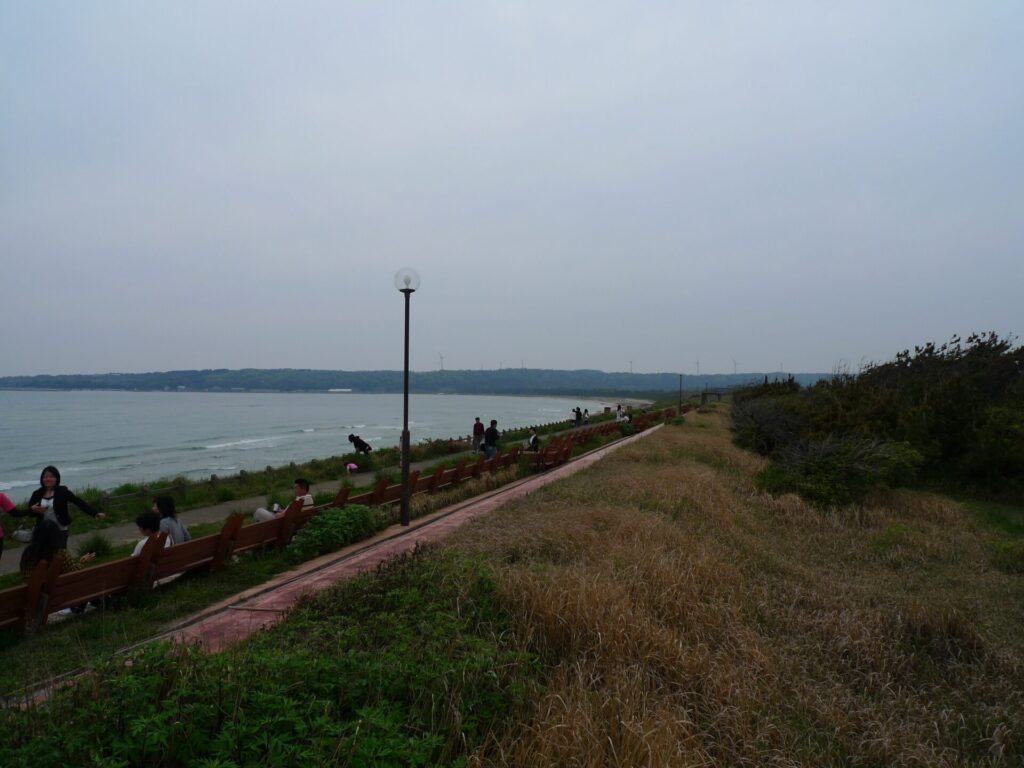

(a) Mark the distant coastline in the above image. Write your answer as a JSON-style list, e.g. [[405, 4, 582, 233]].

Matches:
[[0, 367, 830, 397]]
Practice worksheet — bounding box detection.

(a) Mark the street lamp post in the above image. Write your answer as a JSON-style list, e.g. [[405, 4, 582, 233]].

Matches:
[[394, 268, 420, 527]]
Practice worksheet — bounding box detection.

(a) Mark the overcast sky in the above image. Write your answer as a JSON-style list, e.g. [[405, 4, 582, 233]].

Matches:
[[2, 2, 1021, 377]]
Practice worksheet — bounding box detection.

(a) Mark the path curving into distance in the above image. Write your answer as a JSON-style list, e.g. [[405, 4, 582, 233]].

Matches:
[[160, 424, 663, 653]]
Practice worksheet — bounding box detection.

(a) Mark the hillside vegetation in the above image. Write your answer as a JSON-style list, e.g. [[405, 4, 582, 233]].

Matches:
[[6, 409, 1022, 766], [445, 410, 1024, 765], [732, 333, 1024, 504]]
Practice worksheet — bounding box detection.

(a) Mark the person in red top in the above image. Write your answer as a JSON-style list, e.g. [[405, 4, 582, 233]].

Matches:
[[472, 417, 485, 453]]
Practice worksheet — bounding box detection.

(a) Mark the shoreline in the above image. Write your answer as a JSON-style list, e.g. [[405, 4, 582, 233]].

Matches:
[[0, 391, 616, 492], [1, 397, 634, 503]]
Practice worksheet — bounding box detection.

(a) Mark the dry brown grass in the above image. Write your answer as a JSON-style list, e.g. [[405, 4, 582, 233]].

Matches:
[[447, 411, 1024, 767]]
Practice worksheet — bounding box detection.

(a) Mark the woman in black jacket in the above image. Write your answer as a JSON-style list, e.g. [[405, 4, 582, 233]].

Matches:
[[16, 465, 105, 548]]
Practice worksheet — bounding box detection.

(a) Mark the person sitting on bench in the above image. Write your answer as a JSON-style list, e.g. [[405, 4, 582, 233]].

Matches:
[[254, 478, 314, 522], [348, 434, 373, 455], [132, 511, 171, 557]]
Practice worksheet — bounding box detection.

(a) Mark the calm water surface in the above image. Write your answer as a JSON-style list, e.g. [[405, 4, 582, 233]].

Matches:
[[0, 390, 610, 500]]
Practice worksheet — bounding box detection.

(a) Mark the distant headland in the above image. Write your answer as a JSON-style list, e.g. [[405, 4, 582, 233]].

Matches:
[[0, 368, 830, 397]]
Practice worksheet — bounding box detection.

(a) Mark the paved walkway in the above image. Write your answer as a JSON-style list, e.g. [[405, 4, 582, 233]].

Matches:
[[157, 425, 661, 652]]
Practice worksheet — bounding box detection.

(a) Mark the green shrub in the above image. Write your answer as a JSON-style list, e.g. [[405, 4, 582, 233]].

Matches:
[[758, 436, 922, 506], [373, 469, 399, 487], [286, 505, 381, 563], [618, 422, 636, 437], [992, 541, 1024, 574], [75, 532, 113, 558], [312, 490, 335, 506], [215, 487, 236, 503]]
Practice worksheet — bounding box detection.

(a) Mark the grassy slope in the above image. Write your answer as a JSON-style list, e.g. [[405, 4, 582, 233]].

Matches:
[[445, 409, 1024, 766]]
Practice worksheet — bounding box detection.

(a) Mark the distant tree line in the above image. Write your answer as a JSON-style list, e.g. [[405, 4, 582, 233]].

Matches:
[[0, 367, 828, 396], [732, 332, 1024, 504]]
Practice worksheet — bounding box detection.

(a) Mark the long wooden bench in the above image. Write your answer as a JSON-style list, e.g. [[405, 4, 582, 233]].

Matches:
[[36, 533, 167, 625], [151, 514, 244, 580], [232, 499, 305, 555]]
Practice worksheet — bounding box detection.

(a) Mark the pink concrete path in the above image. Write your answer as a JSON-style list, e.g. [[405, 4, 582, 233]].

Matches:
[[160, 425, 662, 653]]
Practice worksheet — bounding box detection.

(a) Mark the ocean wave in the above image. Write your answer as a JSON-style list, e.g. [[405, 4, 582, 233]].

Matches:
[[300, 428, 315, 433], [205, 437, 278, 450], [0, 479, 37, 492]]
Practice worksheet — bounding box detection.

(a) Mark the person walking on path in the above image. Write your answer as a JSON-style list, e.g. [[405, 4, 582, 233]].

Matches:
[[472, 417, 485, 453], [583, 408, 590, 425], [483, 420, 500, 459], [574, 407, 583, 428], [254, 478, 314, 522], [12, 465, 105, 548]]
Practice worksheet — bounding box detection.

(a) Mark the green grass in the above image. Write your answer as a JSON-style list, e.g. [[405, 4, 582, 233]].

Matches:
[[1, 548, 543, 768], [963, 498, 1024, 539], [0, 548, 293, 697]]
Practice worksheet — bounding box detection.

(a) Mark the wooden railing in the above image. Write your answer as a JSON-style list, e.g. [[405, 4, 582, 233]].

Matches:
[[0, 411, 674, 634]]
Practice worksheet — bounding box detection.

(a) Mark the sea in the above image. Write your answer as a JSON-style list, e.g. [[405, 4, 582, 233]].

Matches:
[[0, 390, 611, 500]]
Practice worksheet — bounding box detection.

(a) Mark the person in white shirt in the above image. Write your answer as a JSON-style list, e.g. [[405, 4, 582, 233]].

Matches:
[[254, 478, 314, 523], [132, 511, 170, 557]]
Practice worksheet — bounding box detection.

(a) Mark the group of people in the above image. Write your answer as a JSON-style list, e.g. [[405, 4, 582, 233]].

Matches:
[[571, 407, 590, 427], [1, 407, 618, 579], [0, 465, 194, 580], [0, 465, 321, 588], [473, 417, 541, 455], [472, 417, 502, 458]]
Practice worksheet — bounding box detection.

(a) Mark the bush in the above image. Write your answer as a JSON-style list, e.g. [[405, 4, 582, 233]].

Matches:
[[731, 395, 809, 456], [757, 436, 923, 506], [286, 505, 381, 563], [215, 487, 236, 503], [75, 532, 113, 558], [992, 541, 1024, 574], [960, 404, 1024, 486]]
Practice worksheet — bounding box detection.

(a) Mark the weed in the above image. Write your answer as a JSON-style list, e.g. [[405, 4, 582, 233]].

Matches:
[[285, 505, 380, 563], [75, 532, 113, 559], [214, 487, 236, 503], [992, 541, 1024, 574]]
